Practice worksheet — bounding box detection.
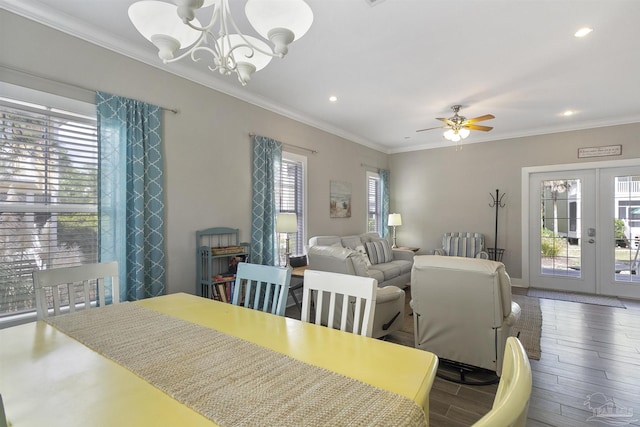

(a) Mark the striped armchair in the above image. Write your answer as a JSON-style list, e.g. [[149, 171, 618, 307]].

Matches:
[[435, 232, 489, 259]]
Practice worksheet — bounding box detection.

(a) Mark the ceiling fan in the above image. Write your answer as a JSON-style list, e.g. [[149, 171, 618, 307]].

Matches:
[[416, 105, 495, 142]]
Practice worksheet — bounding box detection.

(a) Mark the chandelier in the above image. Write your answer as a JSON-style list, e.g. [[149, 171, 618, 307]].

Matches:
[[128, 0, 314, 86]]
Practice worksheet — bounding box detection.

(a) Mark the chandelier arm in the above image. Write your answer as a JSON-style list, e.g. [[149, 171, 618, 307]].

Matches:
[[162, 32, 209, 64]]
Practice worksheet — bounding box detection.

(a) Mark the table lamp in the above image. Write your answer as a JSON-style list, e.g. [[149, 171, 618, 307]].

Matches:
[[388, 213, 402, 248], [276, 213, 297, 267]]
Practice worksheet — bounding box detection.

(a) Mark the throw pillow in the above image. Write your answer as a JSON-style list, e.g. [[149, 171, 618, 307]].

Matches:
[[350, 251, 370, 276], [355, 244, 372, 267], [365, 240, 393, 265]]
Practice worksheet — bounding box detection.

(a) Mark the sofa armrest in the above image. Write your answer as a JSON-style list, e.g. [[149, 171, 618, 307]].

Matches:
[[392, 249, 415, 262]]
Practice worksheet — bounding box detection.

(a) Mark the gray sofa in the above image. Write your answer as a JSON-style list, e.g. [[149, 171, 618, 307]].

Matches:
[[308, 233, 414, 289], [306, 233, 414, 339]]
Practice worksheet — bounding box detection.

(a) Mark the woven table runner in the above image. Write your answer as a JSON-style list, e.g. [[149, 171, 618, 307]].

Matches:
[[46, 303, 426, 427]]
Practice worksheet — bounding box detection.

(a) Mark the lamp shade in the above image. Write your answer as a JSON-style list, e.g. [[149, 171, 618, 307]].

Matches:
[[388, 213, 402, 226], [276, 213, 298, 233], [128, 1, 201, 48], [245, 0, 314, 42]]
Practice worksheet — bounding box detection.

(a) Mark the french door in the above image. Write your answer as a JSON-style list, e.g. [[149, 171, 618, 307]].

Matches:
[[529, 170, 596, 293], [528, 164, 640, 299], [598, 166, 640, 299]]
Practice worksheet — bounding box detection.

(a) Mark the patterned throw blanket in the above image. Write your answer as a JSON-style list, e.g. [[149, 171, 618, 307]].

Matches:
[[46, 303, 427, 427]]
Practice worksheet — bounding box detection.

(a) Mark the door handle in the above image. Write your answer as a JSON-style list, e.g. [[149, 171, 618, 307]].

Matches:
[[588, 238, 595, 244]]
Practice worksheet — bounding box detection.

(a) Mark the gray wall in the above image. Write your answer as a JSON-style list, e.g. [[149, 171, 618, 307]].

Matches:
[[1, 11, 387, 295], [390, 124, 640, 282], [3, 10, 640, 291]]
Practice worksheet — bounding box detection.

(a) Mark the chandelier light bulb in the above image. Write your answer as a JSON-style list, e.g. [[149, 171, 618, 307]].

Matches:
[[459, 128, 471, 139]]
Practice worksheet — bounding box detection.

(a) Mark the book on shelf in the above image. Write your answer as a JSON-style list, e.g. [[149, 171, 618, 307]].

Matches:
[[216, 283, 228, 303]]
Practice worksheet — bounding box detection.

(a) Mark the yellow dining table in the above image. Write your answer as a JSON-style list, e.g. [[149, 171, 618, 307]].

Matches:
[[0, 292, 438, 426]]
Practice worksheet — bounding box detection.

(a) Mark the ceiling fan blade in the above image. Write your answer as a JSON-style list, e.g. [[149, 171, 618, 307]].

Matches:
[[436, 117, 456, 126], [464, 114, 495, 124], [416, 126, 446, 133], [465, 124, 493, 131]]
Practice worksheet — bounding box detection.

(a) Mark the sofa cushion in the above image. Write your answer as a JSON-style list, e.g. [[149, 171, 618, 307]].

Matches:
[[309, 236, 343, 247], [365, 240, 393, 264], [388, 259, 413, 275], [341, 235, 363, 250], [369, 262, 401, 281], [366, 268, 384, 284]]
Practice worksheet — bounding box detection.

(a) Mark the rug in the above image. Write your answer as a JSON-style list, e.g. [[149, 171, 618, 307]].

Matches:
[[510, 295, 542, 360], [392, 290, 542, 361], [527, 288, 626, 308]]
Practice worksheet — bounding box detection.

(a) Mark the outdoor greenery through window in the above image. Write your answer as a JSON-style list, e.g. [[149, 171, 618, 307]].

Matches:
[[276, 153, 305, 265], [0, 88, 98, 317], [367, 171, 381, 234]]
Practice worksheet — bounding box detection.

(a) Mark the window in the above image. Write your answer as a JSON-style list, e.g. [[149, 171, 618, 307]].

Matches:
[[276, 152, 306, 265], [367, 171, 381, 234], [0, 85, 98, 317]]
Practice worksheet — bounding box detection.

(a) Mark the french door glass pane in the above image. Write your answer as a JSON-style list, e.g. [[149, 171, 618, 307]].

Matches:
[[613, 175, 640, 283], [540, 179, 581, 277]]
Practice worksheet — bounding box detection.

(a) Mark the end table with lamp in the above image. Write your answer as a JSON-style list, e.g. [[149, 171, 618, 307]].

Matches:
[[276, 212, 297, 268], [388, 213, 402, 248]]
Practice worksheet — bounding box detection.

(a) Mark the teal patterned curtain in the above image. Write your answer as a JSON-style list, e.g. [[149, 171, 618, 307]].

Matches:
[[97, 92, 166, 301], [379, 168, 390, 238], [250, 135, 282, 265]]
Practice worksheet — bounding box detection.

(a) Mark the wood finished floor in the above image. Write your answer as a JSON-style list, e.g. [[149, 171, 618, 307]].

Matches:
[[286, 288, 640, 427]]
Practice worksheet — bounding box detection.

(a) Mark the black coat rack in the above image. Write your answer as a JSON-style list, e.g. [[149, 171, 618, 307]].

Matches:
[[489, 189, 506, 261]]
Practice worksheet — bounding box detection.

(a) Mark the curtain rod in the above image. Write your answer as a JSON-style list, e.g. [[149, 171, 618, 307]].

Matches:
[[249, 133, 318, 154], [1, 64, 178, 114], [361, 163, 381, 170]]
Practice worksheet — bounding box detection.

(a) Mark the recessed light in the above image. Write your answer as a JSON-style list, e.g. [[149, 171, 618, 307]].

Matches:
[[563, 110, 574, 116], [329, 96, 338, 102], [574, 27, 593, 38]]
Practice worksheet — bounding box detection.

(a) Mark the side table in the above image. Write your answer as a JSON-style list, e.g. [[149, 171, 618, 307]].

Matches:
[[394, 246, 420, 253], [289, 265, 308, 313]]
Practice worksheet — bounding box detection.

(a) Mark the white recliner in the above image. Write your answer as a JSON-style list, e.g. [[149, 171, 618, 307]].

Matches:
[[410, 255, 521, 376]]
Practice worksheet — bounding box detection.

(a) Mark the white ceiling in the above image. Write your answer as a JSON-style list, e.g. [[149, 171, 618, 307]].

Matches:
[[3, 0, 640, 153]]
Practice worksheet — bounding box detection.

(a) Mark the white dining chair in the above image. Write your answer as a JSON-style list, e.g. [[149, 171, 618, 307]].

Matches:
[[231, 262, 292, 316], [301, 270, 377, 337], [32, 261, 120, 320]]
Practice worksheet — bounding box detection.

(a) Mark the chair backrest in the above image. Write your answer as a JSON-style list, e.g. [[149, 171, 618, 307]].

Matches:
[[472, 337, 532, 427], [442, 232, 485, 257], [411, 255, 515, 373], [301, 270, 377, 337], [0, 393, 7, 427], [32, 261, 120, 320], [231, 263, 292, 316]]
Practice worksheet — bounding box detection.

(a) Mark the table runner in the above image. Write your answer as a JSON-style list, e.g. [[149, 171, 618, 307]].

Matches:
[[46, 303, 427, 427]]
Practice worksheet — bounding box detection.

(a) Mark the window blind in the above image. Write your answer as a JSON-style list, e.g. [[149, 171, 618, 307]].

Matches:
[[367, 173, 381, 233], [0, 97, 98, 316], [279, 156, 304, 256]]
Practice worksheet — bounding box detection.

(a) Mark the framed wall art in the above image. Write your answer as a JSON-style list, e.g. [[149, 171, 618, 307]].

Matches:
[[330, 181, 351, 218]]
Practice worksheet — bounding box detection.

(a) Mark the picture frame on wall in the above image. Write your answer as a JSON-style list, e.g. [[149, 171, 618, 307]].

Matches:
[[330, 181, 351, 218]]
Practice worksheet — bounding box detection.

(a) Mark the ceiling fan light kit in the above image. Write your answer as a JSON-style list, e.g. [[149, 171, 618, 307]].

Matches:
[[128, 0, 313, 86], [417, 104, 495, 144]]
